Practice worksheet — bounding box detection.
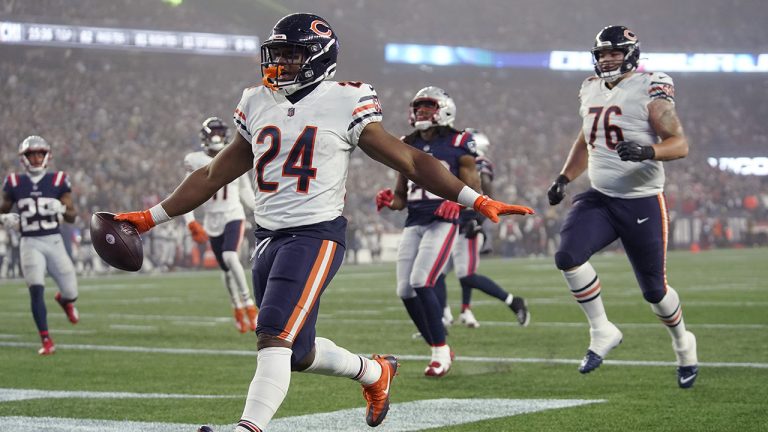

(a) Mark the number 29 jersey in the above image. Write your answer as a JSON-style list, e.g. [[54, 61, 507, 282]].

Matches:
[[234, 81, 383, 231], [579, 72, 675, 198]]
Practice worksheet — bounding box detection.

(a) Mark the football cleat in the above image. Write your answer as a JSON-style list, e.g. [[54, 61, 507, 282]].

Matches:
[[673, 331, 698, 388], [509, 297, 530, 327], [424, 360, 451, 377], [197, 426, 215, 432], [578, 323, 623, 374], [234, 308, 248, 333], [246, 305, 258, 331], [38, 337, 55, 356], [677, 365, 699, 389], [55, 292, 79, 324], [362, 354, 399, 427], [459, 309, 480, 328]]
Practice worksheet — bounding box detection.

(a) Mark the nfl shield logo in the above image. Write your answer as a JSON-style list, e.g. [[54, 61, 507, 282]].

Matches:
[[288, 108, 295, 117]]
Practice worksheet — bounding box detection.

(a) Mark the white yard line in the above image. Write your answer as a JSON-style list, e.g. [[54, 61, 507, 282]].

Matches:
[[1, 341, 766, 369]]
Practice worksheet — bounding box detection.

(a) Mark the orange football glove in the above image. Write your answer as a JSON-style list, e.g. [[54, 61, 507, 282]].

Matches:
[[375, 188, 395, 212], [188, 221, 209, 244], [473, 195, 534, 223], [114, 210, 155, 234], [434, 200, 461, 222]]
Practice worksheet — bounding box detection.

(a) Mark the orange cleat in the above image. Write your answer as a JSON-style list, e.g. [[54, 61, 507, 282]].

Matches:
[[362, 354, 399, 427], [38, 337, 55, 356], [55, 292, 79, 324], [233, 308, 248, 333], [245, 305, 258, 331]]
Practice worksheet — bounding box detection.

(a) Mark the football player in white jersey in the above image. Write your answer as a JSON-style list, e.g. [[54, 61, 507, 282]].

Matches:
[[435, 129, 530, 329], [114, 13, 532, 432], [1, 136, 80, 356], [183, 117, 258, 333], [547, 26, 698, 388]]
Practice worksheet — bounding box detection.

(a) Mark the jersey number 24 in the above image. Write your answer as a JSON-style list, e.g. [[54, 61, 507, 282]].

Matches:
[[255, 125, 317, 194]]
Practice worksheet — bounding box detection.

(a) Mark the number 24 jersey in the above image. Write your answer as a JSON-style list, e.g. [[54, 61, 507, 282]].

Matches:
[[234, 81, 383, 231]]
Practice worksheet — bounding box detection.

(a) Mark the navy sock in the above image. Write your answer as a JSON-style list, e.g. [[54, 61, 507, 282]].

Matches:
[[29, 284, 48, 333], [402, 296, 433, 344], [433, 274, 448, 309], [460, 274, 509, 302], [414, 287, 446, 345]]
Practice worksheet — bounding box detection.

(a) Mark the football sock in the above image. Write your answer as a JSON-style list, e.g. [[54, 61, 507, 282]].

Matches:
[[562, 262, 609, 329], [303, 337, 382, 385], [402, 296, 433, 344], [650, 286, 688, 342], [223, 251, 252, 306], [28, 284, 48, 332], [460, 274, 509, 302], [433, 274, 448, 309], [222, 271, 242, 309], [238, 346, 292, 432], [414, 287, 446, 345]]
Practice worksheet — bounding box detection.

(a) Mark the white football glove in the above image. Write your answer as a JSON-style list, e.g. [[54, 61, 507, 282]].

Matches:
[[42, 199, 67, 215], [0, 213, 20, 228]]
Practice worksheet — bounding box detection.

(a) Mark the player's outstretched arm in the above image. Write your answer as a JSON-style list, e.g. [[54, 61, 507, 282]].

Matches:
[[359, 122, 533, 222], [116, 132, 254, 232]]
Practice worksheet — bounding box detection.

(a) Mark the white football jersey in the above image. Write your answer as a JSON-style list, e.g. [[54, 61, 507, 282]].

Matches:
[[183, 150, 255, 236], [234, 80, 383, 230], [579, 72, 675, 198]]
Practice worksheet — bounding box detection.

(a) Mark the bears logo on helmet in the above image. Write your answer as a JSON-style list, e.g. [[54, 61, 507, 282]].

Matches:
[[591, 25, 641, 82], [200, 117, 230, 156], [261, 13, 339, 95]]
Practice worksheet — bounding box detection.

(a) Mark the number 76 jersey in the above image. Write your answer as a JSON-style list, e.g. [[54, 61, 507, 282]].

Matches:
[[579, 72, 675, 198], [234, 80, 383, 231]]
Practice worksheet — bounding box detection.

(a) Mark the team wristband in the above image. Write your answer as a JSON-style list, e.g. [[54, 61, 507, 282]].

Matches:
[[149, 204, 171, 225], [457, 186, 482, 208]]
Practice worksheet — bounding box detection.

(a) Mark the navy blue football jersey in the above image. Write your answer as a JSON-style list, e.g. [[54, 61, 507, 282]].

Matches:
[[404, 130, 476, 227], [2, 171, 71, 237]]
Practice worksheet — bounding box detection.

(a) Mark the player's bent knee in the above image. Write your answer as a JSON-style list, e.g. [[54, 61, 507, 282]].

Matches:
[[642, 288, 666, 304], [555, 251, 583, 271]]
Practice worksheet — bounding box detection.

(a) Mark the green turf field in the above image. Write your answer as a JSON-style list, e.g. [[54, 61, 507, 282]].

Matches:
[[1, 248, 767, 431]]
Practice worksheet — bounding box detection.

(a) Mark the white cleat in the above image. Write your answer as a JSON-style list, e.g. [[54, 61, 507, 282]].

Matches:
[[459, 309, 480, 328], [673, 330, 698, 367]]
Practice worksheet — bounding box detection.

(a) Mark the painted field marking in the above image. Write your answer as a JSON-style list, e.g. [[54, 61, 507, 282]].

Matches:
[[1, 341, 766, 369], [0, 398, 604, 432]]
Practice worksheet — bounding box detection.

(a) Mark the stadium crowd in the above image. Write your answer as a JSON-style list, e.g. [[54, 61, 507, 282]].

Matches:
[[1, 0, 766, 277]]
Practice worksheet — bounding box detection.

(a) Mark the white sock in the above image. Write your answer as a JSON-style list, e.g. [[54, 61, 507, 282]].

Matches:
[[649, 286, 688, 342], [239, 347, 292, 431], [504, 294, 513, 305], [303, 337, 382, 386], [431, 344, 451, 364], [222, 271, 242, 309], [563, 262, 609, 329], [223, 251, 252, 306]]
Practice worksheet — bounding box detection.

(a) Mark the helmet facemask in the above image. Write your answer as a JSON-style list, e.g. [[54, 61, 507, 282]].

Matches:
[[200, 117, 230, 156], [591, 26, 640, 83], [18, 135, 51, 175], [408, 86, 456, 130], [261, 39, 337, 95]]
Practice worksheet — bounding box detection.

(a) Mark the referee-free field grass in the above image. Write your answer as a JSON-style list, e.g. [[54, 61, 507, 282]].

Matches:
[[1, 248, 766, 431]]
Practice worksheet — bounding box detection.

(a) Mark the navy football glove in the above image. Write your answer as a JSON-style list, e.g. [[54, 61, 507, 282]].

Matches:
[[547, 174, 569, 206], [616, 141, 655, 162]]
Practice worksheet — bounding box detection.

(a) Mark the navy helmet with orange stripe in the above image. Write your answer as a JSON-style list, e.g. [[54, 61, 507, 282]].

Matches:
[[261, 13, 339, 95], [18, 135, 51, 174], [591, 25, 641, 82], [199, 117, 230, 156]]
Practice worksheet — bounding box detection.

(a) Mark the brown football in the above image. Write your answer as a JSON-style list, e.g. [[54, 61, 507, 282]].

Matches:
[[90, 212, 143, 272]]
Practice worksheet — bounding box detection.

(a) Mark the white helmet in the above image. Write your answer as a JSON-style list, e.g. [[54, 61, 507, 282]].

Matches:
[[18, 135, 51, 174], [465, 128, 490, 157], [409, 86, 456, 131]]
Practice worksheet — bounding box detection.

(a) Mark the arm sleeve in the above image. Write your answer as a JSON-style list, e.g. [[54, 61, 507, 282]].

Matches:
[[346, 83, 383, 146]]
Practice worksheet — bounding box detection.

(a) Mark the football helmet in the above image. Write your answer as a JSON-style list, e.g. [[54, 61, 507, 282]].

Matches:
[[591, 25, 640, 82], [261, 13, 338, 95], [199, 117, 230, 155], [409, 86, 456, 130], [465, 128, 490, 157], [18, 135, 51, 174]]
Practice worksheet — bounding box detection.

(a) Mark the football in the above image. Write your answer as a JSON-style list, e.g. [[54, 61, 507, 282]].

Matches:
[[90, 212, 144, 272]]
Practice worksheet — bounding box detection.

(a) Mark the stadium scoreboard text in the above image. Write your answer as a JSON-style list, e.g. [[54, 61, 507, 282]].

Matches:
[[0, 21, 259, 56]]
